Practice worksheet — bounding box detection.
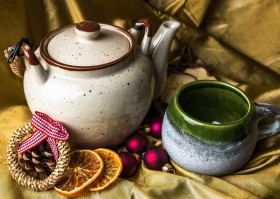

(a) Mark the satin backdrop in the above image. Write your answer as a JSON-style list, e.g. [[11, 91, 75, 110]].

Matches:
[[1, 0, 280, 198]]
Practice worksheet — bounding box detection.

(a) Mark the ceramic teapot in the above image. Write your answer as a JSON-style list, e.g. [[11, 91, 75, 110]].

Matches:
[[6, 19, 180, 148]]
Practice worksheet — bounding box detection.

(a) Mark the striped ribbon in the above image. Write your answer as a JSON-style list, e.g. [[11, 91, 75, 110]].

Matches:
[[18, 111, 69, 162]]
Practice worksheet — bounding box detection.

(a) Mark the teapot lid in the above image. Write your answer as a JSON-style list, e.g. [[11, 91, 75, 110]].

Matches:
[[40, 21, 134, 70]]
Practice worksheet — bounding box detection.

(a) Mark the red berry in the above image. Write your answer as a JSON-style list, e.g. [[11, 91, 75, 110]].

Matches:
[[119, 152, 138, 178], [149, 116, 163, 139], [143, 146, 169, 171], [125, 133, 148, 154]]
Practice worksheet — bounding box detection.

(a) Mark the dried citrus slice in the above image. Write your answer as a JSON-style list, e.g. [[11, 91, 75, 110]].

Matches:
[[54, 150, 104, 197], [89, 148, 123, 191]]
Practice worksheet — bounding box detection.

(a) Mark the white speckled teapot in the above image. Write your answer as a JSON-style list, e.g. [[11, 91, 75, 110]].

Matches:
[[9, 19, 180, 148]]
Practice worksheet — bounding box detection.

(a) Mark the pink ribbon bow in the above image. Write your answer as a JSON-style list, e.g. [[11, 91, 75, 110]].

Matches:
[[18, 111, 69, 162]]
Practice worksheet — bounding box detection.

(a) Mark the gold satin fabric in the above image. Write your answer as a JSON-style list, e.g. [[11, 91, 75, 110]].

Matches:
[[1, 0, 280, 198]]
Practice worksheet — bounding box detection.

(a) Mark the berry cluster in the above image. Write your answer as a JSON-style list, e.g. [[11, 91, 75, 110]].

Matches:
[[119, 116, 174, 178]]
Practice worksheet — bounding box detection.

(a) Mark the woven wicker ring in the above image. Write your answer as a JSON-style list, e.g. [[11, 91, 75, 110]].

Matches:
[[6, 123, 70, 191]]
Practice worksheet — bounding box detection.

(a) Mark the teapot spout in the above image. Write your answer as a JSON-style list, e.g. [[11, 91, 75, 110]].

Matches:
[[149, 21, 180, 100]]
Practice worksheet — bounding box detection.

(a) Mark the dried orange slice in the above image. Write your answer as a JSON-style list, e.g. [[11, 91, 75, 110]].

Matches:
[[89, 148, 123, 191], [54, 150, 104, 197]]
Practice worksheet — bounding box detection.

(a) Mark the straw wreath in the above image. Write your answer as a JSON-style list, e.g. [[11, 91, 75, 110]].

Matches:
[[6, 123, 70, 191]]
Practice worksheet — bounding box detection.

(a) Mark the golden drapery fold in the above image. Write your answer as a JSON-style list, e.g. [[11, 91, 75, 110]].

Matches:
[[0, 0, 280, 198]]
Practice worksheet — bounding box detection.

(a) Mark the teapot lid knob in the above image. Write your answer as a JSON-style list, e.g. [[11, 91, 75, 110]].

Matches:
[[75, 21, 100, 40]]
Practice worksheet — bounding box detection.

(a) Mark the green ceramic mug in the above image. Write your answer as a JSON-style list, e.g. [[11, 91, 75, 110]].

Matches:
[[162, 80, 280, 176]]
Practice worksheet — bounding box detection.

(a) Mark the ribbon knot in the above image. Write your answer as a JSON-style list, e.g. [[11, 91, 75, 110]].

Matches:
[[18, 111, 69, 162]]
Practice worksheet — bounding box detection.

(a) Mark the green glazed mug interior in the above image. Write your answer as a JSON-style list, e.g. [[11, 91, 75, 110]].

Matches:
[[168, 80, 253, 143], [178, 81, 250, 125]]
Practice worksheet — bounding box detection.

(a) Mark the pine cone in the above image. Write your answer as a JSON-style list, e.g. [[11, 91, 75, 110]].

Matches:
[[19, 140, 56, 180]]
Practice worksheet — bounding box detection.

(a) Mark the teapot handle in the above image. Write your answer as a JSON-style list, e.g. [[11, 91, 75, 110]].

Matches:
[[4, 38, 34, 78], [130, 18, 152, 55]]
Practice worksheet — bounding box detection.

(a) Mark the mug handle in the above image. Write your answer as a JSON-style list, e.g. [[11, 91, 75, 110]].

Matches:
[[255, 102, 280, 140]]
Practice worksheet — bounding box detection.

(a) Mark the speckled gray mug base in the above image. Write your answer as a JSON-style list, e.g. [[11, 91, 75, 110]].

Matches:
[[162, 113, 258, 176]]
